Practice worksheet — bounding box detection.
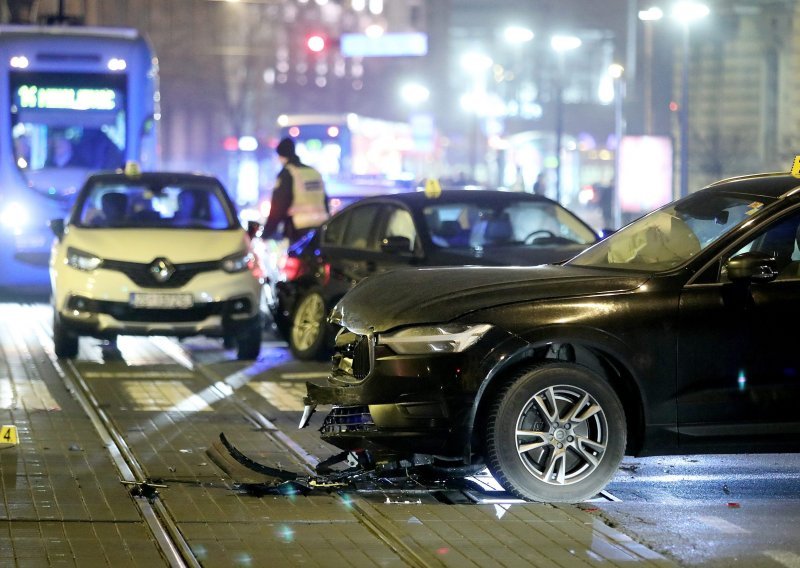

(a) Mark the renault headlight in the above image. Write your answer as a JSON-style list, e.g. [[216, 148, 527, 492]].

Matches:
[[378, 323, 493, 355], [66, 247, 102, 271], [221, 251, 254, 273]]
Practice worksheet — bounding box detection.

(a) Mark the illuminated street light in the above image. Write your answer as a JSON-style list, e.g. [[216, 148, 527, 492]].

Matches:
[[673, 1, 710, 21], [638, 6, 664, 21], [400, 82, 430, 106], [460, 52, 493, 75], [503, 26, 533, 115], [551, 35, 581, 204], [503, 26, 534, 44], [672, 1, 709, 198], [551, 35, 582, 53]]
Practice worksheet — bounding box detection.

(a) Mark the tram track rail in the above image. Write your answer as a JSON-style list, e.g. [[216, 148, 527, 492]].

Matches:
[[32, 317, 200, 568], [31, 312, 436, 568], [149, 337, 435, 568], [0, 301, 648, 568]]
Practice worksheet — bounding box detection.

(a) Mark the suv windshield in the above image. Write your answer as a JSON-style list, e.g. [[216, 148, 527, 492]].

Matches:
[[73, 178, 237, 230], [424, 200, 597, 249], [569, 192, 770, 271]]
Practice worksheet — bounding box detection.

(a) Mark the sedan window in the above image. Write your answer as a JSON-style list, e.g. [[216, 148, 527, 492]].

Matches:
[[341, 204, 381, 250], [323, 212, 347, 245], [423, 200, 596, 249], [381, 207, 416, 251]]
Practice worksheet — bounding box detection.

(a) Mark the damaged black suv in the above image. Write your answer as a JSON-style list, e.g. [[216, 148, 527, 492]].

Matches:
[[304, 172, 800, 502]]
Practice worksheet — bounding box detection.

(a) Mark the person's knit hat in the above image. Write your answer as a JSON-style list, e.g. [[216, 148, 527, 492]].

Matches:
[[276, 137, 296, 158]]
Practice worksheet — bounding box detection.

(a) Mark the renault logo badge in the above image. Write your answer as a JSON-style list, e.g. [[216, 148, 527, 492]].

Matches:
[[149, 258, 175, 283]]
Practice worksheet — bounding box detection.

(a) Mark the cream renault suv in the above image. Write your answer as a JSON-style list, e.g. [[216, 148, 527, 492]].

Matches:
[[49, 169, 265, 360]]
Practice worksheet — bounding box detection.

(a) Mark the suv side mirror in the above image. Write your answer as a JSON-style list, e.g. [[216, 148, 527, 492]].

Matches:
[[380, 236, 412, 255], [49, 218, 65, 239], [726, 251, 778, 283]]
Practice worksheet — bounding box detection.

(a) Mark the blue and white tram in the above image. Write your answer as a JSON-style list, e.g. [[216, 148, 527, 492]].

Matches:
[[0, 25, 159, 291]]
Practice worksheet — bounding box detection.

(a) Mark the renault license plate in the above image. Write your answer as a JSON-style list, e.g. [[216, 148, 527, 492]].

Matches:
[[130, 293, 193, 309]]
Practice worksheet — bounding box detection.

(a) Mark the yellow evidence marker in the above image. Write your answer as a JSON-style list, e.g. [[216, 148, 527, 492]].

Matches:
[[0, 425, 18, 448], [791, 155, 800, 178]]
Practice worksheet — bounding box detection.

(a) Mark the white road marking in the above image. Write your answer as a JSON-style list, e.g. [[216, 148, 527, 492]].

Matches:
[[696, 515, 750, 534], [612, 472, 800, 483], [764, 551, 800, 568]]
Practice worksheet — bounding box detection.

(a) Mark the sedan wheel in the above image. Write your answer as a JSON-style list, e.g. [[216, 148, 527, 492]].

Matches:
[[289, 289, 331, 360], [486, 362, 625, 503]]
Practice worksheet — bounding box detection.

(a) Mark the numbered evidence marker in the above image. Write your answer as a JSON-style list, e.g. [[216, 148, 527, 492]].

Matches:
[[0, 425, 18, 448], [791, 155, 800, 179]]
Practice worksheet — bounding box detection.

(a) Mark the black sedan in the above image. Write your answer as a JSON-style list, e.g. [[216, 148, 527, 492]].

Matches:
[[270, 189, 600, 360], [304, 172, 800, 503]]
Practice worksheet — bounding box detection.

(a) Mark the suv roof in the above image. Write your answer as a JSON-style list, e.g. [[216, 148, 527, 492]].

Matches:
[[706, 172, 800, 199]]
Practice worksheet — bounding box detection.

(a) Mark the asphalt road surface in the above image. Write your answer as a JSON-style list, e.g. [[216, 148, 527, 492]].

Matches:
[[1, 296, 799, 567]]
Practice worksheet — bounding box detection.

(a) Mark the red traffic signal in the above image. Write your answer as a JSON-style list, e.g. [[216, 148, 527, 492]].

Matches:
[[306, 34, 326, 53]]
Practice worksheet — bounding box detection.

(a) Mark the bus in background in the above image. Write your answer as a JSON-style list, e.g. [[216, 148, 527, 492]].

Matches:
[[0, 25, 159, 292], [276, 113, 441, 213]]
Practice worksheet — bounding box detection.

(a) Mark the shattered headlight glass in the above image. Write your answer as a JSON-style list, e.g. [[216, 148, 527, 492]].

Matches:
[[377, 323, 493, 355]]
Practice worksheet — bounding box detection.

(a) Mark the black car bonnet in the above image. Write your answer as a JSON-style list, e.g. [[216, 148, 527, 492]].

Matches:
[[329, 264, 648, 334]]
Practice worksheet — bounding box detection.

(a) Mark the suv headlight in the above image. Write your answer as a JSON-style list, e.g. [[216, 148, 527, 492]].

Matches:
[[378, 323, 493, 355], [66, 247, 102, 271], [221, 251, 254, 273]]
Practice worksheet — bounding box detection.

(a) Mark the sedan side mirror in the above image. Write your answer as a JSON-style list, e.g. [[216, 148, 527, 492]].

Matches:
[[726, 251, 778, 283], [49, 218, 65, 240], [380, 235, 412, 255], [247, 220, 261, 239]]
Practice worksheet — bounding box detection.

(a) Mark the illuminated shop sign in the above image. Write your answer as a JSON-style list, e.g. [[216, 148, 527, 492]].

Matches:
[[17, 85, 117, 111]]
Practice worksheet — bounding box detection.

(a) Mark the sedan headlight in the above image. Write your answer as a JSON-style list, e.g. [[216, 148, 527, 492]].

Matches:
[[66, 247, 102, 271], [221, 251, 254, 273], [378, 323, 493, 355]]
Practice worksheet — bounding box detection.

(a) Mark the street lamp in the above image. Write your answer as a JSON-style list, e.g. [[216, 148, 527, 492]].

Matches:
[[503, 26, 534, 110], [638, 7, 663, 135], [551, 35, 581, 204], [400, 82, 430, 106], [609, 63, 625, 229], [673, 1, 709, 198], [460, 52, 493, 181], [503, 25, 534, 44]]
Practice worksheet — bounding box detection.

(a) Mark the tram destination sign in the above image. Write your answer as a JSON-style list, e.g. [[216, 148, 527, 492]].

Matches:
[[16, 85, 118, 111]]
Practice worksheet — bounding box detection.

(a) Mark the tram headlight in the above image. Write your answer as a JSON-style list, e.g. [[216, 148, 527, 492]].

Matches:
[[0, 201, 30, 233], [66, 247, 102, 272]]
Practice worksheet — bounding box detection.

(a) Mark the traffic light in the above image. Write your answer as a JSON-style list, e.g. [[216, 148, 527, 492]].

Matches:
[[306, 34, 326, 53]]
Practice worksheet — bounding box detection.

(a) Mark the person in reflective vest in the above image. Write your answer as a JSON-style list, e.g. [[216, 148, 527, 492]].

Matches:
[[262, 137, 329, 242]]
